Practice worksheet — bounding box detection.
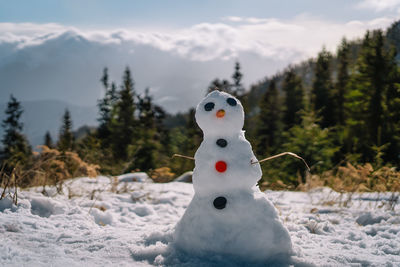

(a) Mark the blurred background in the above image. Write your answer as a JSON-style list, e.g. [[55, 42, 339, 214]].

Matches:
[[0, 0, 399, 191]]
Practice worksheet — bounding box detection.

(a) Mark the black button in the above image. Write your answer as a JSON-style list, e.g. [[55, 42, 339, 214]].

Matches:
[[213, 196, 227, 209], [204, 102, 215, 111], [227, 98, 237, 106], [216, 139, 227, 148]]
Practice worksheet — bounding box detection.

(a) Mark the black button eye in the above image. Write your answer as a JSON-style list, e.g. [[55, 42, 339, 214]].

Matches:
[[227, 98, 237, 106], [204, 102, 215, 111], [213, 196, 227, 209], [216, 139, 227, 148]]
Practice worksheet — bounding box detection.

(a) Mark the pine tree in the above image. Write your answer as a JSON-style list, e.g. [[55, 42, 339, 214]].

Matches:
[[137, 88, 155, 128], [58, 109, 74, 152], [334, 38, 350, 126], [282, 68, 304, 130], [207, 79, 231, 94], [345, 30, 400, 162], [185, 108, 202, 156], [154, 104, 171, 165], [255, 79, 282, 157], [131, 88, 159, 171], [1, 95, 31, 170], [383, 64, 400, 164], [312, 47, 334, 128], [112, 67, 136, 160], [97, 67, 118, 147], [281, 109, 338, 185], [231, 61, 245, 97], [97, 67, 111, 141], [44, 131, 53, 148]]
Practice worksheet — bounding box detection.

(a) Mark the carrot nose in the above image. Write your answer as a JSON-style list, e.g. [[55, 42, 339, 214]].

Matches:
[[216, 109, 225, 118]]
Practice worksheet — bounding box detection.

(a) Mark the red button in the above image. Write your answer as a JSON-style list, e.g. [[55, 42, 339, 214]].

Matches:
[[215, 161, 227, 172]]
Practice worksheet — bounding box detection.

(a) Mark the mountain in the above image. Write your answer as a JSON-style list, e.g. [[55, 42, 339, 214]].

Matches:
[[0, 99, 97, 148], [0, 29, 289, 114]]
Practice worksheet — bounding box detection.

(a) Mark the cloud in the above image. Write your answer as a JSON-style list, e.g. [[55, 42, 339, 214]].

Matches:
[[356, 0, 400, 11], [0, 16, 396, 114], [0, 16, 395, 63]]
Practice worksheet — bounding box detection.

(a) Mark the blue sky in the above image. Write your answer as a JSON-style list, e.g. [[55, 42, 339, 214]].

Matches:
[[0, 0, 399, 113], [1, 0, 399, 28]]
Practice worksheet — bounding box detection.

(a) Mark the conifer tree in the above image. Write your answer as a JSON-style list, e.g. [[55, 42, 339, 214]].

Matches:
[[383, 66, 400, 164], [132, 88, 159, 171], [137, 88, 155, 128], [207, 79, 231, 94], [154, 105, 171, 163], [97, 68, 118, 147], [282, 68, 304, 130], [112, 67, 136, 160], [58, 109, 74, 151], [255, 79, 282, 157], [231, 61, 245, 97], [1, 95, 31, 170], [44, 131, 53, 148], [97, 67, 111, 141], [312, 47, 334, 128], [346, 30, 400, 162], [281, 109, 338, 185], [185, 108, 202, 156], [334, 38, 350, 126]]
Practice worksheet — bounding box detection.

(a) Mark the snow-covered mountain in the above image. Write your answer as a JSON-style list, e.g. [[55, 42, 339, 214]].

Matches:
[[0, 28, 287, 114]]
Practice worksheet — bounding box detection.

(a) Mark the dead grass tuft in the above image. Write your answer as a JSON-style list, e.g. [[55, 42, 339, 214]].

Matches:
[[297, 162, 400, 210], [149, 167, 175, 183]]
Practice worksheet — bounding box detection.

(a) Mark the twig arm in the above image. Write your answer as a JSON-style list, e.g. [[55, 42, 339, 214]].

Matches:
[[172, 154, 195, 161], [251, 152, 310, 171]]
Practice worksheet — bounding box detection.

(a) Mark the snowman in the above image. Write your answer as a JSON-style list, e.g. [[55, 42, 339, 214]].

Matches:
[[173, 90, 293, 263]]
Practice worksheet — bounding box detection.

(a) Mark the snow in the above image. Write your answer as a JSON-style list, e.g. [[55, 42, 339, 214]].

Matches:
[[174, 188, 292, 264], [0, 178, 399, 266], [193, 131, 262, 194], [174, 171, 193, 183], [118, 172, 152, 183]]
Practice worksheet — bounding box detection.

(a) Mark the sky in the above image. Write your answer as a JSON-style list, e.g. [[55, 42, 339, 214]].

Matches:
[[1, 0, 399, 27], [0, 0, 400, 113]]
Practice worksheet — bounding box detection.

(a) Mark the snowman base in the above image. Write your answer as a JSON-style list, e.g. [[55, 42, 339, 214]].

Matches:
[[174, 188, 293, 263]]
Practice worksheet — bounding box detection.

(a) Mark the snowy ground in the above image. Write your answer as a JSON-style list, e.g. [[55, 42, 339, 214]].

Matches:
[[0, 176, 399, 266]]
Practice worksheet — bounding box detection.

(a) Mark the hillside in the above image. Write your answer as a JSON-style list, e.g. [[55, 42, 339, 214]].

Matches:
[[244, 20, 400, 117]]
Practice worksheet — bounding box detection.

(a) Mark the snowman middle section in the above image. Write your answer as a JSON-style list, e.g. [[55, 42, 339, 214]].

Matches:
[[193, 131, 262, 195]]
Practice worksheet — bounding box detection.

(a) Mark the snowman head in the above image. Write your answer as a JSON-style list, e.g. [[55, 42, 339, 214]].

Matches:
[[195, 90, 244, 135]]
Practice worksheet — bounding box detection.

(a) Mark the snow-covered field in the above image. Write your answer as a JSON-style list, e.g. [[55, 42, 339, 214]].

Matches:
[[1, 176, 399, 266]]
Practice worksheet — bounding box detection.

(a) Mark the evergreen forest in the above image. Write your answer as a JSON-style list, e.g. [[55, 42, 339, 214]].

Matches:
[[1, 21, 400, 191]]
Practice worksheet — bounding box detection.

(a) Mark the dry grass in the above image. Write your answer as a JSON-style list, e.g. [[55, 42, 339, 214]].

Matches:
[[149, 167, 175, 183], [0, 146, 100, 202], [299, 162, 400, 193], [297, 162, 400, 210], [0, 166, 19, 205]]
